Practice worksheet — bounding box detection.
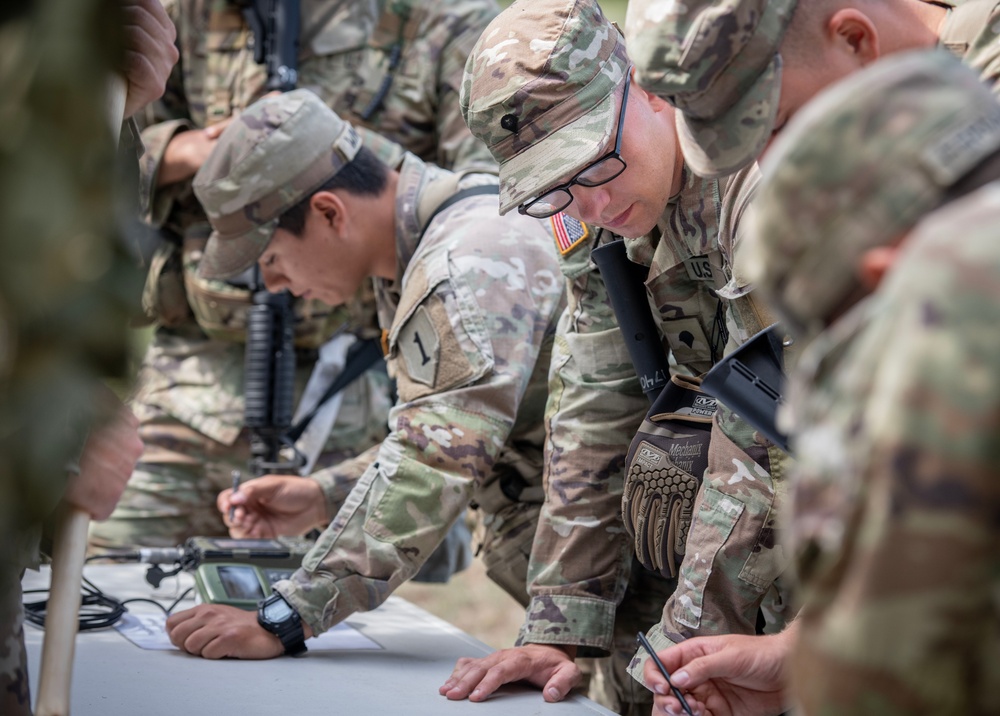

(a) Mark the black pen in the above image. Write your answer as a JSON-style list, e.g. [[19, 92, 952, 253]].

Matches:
[[229, 469, 241, 523], [636, 631, 695, 716]]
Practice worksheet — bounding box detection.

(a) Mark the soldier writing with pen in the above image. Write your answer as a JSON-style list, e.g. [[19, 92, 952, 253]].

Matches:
[[164, 90, 565, 660]]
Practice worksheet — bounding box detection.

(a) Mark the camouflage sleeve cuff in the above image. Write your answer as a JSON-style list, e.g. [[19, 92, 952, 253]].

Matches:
[[272, 577, 332, 639], [516, 594, 618, 658], [626, 622, 681, 688], [138, 118, 193, 227], [307, 442, 381, 520]]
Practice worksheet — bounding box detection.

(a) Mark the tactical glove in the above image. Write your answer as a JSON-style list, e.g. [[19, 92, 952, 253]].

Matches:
[[623, 374, 717, 579]]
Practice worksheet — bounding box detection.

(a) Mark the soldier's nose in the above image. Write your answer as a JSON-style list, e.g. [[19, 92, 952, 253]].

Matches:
[[569, 185, 610, 225], [260, 268, 287, 293]]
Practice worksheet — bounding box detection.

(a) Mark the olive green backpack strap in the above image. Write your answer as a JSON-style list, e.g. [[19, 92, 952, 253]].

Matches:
[[417, 183, 500, 238]]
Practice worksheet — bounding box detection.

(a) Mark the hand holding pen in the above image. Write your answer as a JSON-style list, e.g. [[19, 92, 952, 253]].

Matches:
[[637, 631, 695, 716], [637, 628, 794, 716]]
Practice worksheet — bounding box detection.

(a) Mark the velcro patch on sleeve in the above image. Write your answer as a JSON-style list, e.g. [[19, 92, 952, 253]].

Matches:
[[392, 290, 486, 402], [550, 212, 590, 256], [398, 305, 440, 388]]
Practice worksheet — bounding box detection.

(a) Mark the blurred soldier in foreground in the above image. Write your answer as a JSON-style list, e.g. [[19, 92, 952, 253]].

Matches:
[[0, 0, 176, 712], [647, 49, 1000, 716], [443, 2, 793, 713], [91, 0, 501, 586], [162, 91, 564, 660]]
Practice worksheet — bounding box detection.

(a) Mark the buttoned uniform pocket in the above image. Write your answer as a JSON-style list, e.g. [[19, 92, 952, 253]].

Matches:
[[670, 412, 790, 632], [141, 240, 192, 327]]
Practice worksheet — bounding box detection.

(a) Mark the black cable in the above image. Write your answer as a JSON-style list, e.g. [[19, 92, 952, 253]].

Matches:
[[23, 582, 125, 631], [22, 575, 194, 631], [121, 587, 194, 617]]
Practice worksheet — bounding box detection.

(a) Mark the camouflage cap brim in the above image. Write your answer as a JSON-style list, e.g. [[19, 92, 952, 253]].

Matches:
[[199, 219, 277, 280], [498, 81, 622, 215], [676, 54, 782, 179]]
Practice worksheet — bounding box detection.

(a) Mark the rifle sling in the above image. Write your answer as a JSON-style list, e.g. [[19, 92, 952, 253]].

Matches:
[[286, 337, 384, 443], [418, 184, 500, 237]]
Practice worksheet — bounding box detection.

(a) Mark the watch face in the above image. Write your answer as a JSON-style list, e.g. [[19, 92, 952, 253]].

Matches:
[[263, 597, 294, 623]]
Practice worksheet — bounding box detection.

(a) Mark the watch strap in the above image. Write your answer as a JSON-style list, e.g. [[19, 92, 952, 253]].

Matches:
[[258, 593, 308, 656]]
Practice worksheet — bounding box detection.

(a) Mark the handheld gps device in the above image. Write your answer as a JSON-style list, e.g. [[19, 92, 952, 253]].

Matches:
[[186, 537, 312, 609]]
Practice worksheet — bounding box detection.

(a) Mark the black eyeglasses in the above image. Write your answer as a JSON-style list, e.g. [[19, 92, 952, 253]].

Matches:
[[518, 72, 632, 219]]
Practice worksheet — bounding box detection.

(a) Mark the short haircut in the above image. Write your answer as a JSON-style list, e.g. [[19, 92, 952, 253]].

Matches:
[[781, 0, 881, 65], [277, 146, 388, 236]]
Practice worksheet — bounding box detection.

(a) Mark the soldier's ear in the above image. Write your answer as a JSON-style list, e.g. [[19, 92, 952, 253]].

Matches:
[[310, 191, 347, 233], [632, 80, 671, 115], [827, 9, 881, 66]]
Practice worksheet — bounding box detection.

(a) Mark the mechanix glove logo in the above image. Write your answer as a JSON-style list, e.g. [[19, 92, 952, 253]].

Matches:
[[622, 374, 717, 579]]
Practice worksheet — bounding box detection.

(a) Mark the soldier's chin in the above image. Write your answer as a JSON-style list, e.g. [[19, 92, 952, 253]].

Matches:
[[620, 222, 653, 239], [615, 209, 657, 239]]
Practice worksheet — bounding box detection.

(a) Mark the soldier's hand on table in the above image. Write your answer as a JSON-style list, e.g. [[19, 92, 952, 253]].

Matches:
[[63, 389, 143, 520], [440, 644, 581, 703], [646, 629, 794, 716], [218, 474, 327, 538], [166, 604, 285, 659]]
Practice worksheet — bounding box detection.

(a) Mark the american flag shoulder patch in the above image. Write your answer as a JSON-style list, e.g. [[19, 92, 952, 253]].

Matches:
[[549, 212, 590, 256]]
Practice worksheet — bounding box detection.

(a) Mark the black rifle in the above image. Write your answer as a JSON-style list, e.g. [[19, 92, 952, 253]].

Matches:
[[700, 323, 790, 453], [238, 0, 300, 92], [244, 280, 302, 475], [591, 237, 671, 403], [236, 0, 302, 475]]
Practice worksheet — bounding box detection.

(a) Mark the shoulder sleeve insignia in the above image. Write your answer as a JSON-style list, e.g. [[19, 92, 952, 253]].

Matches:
[[397, 305, 440, 388], [550, 212, 590, 256]]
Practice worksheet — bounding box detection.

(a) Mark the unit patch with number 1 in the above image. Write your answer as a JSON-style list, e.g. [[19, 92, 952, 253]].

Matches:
[[398, 305, 440, 387]]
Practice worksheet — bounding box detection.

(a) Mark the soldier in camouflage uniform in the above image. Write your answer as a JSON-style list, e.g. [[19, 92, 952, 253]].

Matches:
[[649, 48, 1000, 716], [90, 0, 501, 566], [621, 0, 1000, 685], [625, 0, 1000, 180], [0, 0, 176, 712], [161, 90, 564, 660], [441, 2, 791, 713]]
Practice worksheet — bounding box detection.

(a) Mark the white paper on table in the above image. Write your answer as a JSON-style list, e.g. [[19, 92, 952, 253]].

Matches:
[[115, 613, 382, 651]]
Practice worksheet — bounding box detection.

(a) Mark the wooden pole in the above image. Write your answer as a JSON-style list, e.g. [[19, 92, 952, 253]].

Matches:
[[35, 74, 129, 716]]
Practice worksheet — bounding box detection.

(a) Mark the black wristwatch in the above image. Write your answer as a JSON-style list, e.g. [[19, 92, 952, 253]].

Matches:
[[257, 592, 308, 656]]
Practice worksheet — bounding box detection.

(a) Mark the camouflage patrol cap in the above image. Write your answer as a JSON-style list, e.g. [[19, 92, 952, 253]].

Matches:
[[747, 49, 1000, 338], [194, 89, 362, 280], [461, 0, 630, 215], [625, 0, 798, 178]]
